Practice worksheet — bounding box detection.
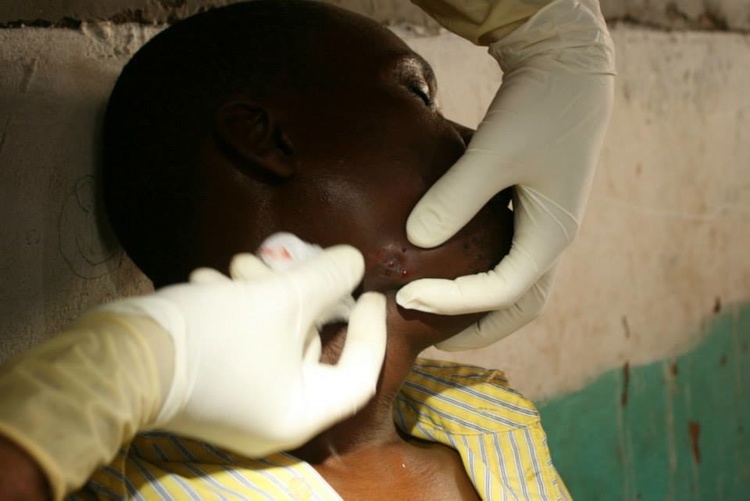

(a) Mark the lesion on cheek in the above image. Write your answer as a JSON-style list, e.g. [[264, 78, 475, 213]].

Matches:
[[364, 244, 412, 291], [360, 195, 512, 294], [378, 246, 410, 277]]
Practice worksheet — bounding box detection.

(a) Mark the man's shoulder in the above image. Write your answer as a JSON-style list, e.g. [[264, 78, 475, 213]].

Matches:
[[394, 358, 541, 436]]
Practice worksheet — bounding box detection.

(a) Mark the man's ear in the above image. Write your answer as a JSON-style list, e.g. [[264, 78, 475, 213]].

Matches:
[[213, 101, 297, 178]]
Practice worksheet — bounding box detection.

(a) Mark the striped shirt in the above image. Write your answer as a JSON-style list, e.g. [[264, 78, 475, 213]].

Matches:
[[70, 359, 570, 500]]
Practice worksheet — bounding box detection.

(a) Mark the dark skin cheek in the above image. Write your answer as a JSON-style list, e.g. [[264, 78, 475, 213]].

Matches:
[[201, 165, 512, 352], [198, 51, 512, 346], [316, 199, 512, 365], [283, 177, 513, 353], [358, 202, 514, 348], [363, 196, 512, 289]]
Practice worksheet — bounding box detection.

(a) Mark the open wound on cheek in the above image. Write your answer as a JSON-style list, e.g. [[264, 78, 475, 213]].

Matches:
[[257, 232, 355, 325], [373, 246, 410, 281]]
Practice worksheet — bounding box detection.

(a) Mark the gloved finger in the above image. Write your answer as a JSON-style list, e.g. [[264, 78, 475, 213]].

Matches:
[[436, 267, 557, 351], [397, 184, 576, 315], [230, 253, 272, 280], [314, 296, 356, 330], [405, 148, 517, 249], [189, 267, 230, 284], [296, 292, 386, 432], [282, 245, 365, 328], [396, 235, 543, 314]]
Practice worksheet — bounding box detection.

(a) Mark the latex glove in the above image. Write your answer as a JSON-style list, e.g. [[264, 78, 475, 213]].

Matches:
[[410, 0, 551, 44], [0, 313, 172, 500], [107, 245, 387, 456], [399, 0, 615, 350], [0, 246, 385, 499], [190, 232, 358, 369]]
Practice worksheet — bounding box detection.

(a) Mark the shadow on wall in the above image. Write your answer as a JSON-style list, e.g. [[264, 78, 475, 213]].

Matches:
[[540, 301, 750, 500]]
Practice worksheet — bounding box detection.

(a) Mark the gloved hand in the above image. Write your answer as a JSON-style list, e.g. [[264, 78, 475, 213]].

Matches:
[[106, 245, 387, 456], [0, 245, 385, 500], [400, 0, 615, 350]]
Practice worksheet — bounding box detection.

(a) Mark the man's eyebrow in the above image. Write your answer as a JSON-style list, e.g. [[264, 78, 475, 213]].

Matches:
[[396, 53, 437, 87], [412, 54, 437, 86]]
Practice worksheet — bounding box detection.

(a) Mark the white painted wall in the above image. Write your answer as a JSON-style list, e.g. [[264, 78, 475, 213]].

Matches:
[[415, 27, 750, 398], [1, 22, 748, 400]]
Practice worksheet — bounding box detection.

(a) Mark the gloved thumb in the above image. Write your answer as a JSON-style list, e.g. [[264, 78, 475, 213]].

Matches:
[[406, 148, 516, 248], [281, 245, 365, 328], [396, 246, 536, 314], [398, 185, 574, 315], [230, 253, 273, 280]]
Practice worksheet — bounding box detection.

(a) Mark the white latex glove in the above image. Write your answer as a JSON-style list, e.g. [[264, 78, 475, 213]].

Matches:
[[102, 245, 387, 457], [0, 246, 384, 499], [399, 0, 615, 350]]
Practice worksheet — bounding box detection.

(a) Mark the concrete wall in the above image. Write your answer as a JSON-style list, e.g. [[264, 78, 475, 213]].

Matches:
[[1, 0, 749, 32], [0, 1, 748, 498], [413, 25, 750, 400]]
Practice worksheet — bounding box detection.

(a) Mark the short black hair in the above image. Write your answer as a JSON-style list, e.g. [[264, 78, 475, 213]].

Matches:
[[103, 0, 352, 286]]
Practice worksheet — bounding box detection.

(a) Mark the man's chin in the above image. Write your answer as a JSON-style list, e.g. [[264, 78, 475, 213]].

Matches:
[[315, 292, 484, 365], [385, 291, 484, 350]]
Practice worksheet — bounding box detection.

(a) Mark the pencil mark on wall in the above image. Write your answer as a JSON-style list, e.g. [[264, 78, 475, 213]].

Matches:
[[0, 118, 10, 157], [621, 315, 631, 338], [58, 175, 122, 279], [20, 57, 39, 94]]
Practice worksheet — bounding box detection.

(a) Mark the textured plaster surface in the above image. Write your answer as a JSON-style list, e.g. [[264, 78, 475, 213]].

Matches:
[[0, 0, 748, 32], [0, 25, 157, 359], [418, 26, 750, 399], [0, 22, 748, 401], [0, 0, 441, 32]]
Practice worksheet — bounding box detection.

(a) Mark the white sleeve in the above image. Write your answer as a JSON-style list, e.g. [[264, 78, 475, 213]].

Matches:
[[0, 313, 170, 500]]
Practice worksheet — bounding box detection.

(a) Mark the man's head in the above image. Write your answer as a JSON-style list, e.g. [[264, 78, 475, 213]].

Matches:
[[104, 0, 513, 349]]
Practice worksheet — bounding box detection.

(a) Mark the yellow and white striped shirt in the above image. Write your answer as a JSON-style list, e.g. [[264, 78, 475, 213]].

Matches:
[[70, 359, 570, 500]]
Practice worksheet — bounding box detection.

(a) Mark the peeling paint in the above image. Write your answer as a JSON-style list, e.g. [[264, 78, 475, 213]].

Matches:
[[0, 17, 82, 29], [19, 57, 39, 94], [157, 0, 187, 8], [541, 303, 750, 499], [81, 23, 160, 60]]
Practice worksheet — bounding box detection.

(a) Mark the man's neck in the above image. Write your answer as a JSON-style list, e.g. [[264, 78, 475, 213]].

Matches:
[[290, 326, 420, 465]]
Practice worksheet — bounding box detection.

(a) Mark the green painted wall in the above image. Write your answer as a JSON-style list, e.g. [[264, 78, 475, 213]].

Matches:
[[539, 303, 750, 501]]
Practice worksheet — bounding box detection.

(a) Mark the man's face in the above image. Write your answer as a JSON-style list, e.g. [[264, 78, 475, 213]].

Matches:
[[202, 11, 512, 346]]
